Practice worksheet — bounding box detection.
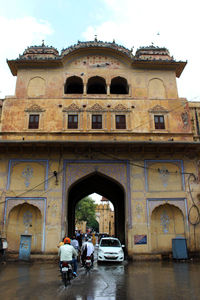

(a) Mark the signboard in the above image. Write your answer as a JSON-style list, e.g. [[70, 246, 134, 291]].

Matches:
[[134, 235, 147, 245]]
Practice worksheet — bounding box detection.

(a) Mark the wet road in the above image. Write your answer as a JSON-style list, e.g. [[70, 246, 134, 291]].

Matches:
[[0, 260, 200, 299]]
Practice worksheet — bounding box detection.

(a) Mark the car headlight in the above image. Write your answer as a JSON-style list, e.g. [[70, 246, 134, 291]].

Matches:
[[98, 249, 104, 255], [119, 249, 124, 254]]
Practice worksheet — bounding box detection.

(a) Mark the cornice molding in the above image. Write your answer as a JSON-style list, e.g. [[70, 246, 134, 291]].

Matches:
[[63, 103, 84, 112], [25, 104, 45, 113], [148, 105, 169, 113]]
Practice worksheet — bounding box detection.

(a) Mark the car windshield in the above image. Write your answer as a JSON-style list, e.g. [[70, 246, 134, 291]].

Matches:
[[100, 239, 120, 247]]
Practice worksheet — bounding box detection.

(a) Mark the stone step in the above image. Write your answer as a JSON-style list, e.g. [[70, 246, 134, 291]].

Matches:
[[6, 252, 58, 262]]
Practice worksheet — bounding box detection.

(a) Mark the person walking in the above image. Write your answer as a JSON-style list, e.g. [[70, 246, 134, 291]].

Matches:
[[91, 233, 96, 247], [1, 238, 8, 263], [71, 235, 80, 262]]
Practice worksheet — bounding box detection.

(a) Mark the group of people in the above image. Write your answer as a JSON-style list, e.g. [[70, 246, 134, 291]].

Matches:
[[58, 234, 95, 276], [75, 231, 97, 248]]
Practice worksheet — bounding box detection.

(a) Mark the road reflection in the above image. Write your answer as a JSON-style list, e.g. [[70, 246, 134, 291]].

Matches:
[[1, 260, 200, 299]]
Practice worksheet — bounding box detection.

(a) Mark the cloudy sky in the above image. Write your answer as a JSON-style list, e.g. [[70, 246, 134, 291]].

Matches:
[[0, 0, 199, 101]]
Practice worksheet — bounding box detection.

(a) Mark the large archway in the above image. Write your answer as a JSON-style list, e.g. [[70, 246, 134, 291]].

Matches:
[[67, 172, 125, 244]]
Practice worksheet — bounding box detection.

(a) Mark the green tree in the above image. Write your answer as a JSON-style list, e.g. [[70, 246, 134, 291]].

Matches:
[[87, 218, 99, 232], [75, 196, 99, 231]]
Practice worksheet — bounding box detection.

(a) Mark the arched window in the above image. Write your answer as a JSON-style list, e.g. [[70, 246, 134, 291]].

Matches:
[[110, 77, 129, 94], [64, 76, 83, 94], [87, 76, 106, 94]]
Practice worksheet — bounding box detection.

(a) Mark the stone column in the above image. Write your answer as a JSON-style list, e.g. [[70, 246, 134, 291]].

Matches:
[[83, 84, 87, 95], [107, 84, 110, 96]]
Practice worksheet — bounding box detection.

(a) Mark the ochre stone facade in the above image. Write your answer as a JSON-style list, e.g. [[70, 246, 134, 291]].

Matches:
[[96, 199, 115, 236], [0, 40, 200, 259]]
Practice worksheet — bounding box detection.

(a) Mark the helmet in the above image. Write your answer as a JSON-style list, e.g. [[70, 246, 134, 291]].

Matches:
[[64, 237, 71, 244]]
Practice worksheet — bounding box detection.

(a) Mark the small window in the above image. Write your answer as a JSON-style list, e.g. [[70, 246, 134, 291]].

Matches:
[[28, 114, 39, 129], [68, 114, 78, 129], [154, 115, 165, 129], [92, 115, 102, 129], [116, 115, 126, 129]]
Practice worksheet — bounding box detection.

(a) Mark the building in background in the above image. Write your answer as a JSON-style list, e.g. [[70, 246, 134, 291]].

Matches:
[[189, 102, 200, 141], [0, 39, 200, 259], [75, 221, 86, 234], [95, 197, 114, 235]]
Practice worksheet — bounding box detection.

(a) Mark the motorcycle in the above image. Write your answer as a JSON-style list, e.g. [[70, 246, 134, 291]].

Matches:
[[84, 255, 92, 273], [61, 261, 73, 286]]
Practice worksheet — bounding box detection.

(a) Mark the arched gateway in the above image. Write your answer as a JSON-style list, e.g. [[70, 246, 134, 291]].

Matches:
[[4, 40, 198, 259], [67, 172, 126, 244]]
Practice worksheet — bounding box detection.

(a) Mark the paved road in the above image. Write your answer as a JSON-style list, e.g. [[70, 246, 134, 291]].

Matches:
[[0, 260, 200, 299]]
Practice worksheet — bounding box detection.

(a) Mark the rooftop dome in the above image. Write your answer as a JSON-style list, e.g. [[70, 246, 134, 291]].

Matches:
[[135, 45, 173, 61], [61, 39, 134, 59], [18, 41, 59, 60], [7, 40, 186, 78]]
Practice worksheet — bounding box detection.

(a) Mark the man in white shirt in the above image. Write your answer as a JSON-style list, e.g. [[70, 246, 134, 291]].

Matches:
[[81, 238, 94, 266], [58, 237, 78, 275]]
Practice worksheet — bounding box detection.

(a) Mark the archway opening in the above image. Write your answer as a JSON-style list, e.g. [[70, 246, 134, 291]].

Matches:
[[68, 172, 125, 244], [75, 194, 114, 236], [64, 76, 83, 94], [87, 76, 106, 94], [110, 77, 129, 94]]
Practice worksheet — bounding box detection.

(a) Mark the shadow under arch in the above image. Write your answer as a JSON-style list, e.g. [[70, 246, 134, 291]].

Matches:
[[151, 202, 185, 218], [87, 76, 106, 94], [67, 171, 125, 244]]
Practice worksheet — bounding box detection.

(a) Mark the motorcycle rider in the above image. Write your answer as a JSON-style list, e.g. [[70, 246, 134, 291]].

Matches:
[[58, 237, 78, 276], [81, 237, 94, 266], [71, 235, 79, 251], [71, 235, 80, 262]]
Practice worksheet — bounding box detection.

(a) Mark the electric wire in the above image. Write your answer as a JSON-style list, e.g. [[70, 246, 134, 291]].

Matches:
[[99, 150, 192, 176], [187, 173, 200, 250], [188, 174, 200, 224], [0, 150, 197, 204], [0, 167, 64, 205], [0, 101, 196, 206], [131, 101, 187, 131]]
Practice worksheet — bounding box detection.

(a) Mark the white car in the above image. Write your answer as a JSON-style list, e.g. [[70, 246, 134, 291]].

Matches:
[[97, 237, 124, 262]]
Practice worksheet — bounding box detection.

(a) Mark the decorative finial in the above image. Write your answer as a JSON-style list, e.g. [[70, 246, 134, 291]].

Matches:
[[94, 35, 98, 42], [113, 38, 115, 43], [42, 40, 45, 46]]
